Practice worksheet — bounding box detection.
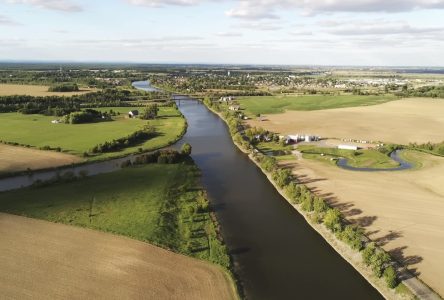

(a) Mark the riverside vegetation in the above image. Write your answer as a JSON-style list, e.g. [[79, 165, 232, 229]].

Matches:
[[202, 97, 403, 294]]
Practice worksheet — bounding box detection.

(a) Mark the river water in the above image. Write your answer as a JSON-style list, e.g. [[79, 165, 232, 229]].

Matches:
[[171, 94, 383, 299], [0, 81, 384, 299]]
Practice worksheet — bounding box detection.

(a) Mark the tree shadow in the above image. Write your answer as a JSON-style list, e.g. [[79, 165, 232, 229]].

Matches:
[[353, 215, 378, 227], [375, 230, 403, 246], [389, 246, 423, 277]]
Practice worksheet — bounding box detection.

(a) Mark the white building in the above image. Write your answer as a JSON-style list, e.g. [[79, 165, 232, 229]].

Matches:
[[338, 145, 359, 151]]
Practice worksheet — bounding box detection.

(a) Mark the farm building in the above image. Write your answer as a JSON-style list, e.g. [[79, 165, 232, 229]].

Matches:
[[229, 105, 240, 111], [128, 110, 139, 118], [338, 145, 359, 151]]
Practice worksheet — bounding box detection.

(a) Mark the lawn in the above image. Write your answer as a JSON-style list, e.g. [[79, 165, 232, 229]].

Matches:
[[297, 145, 400, 169], [0, 162, 230, 268], [238, 94, 396, 115], [0, 106, 186, 160]]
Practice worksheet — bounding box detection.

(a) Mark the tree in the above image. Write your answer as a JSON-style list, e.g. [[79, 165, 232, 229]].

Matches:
[[141, 104, 158, 120], [272, 168, 292, 188], [313, 197, 328, 214], [362, 242, 376, 266], [323, 208, 342, 232], [301, 194, 314, 212], [181, 143, 192, 156], [384, 266, 397, 288], [371, 251, 391, 278]]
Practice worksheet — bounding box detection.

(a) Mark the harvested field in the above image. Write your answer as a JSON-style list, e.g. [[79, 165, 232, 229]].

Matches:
[[0, 213, 236, 300], [282, 151, 444, 296], [0, 144, 83, 175], [0, 84, 96, 96], [247, 98, 444, 144]]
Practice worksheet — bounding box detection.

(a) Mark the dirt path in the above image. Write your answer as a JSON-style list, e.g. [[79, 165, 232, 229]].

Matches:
[[247, 98, 444, 144], [0, 213, 237, 300], [0, 144, 83, 175], [281, 153, 444, 297]]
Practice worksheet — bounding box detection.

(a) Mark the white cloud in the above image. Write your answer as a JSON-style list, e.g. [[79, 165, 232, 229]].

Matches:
[[7, 0, 83, 12], [125, 0, 203, 7], [216, 32, 243, 37], [225, 0, 444, 19], [0, 14, 20, 25]]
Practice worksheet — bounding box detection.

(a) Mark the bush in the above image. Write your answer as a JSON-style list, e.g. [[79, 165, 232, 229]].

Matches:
[[323, 208, 342, 232], [313, 197, 328, 214], [181, 143, 192, 156], [272, 168, 292, 188], [260, 156, 277, 172], [338, 225, 363, 251], [301, 194, 314, 212], [384, 266, 397, 288], [140, 104, 158, 120], [362, 242, 376, 266], [285, 182, 302, 204], [371, 250, 391, 278]]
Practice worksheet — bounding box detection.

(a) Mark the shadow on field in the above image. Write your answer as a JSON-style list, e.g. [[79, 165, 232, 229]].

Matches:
[[389, 246, 423, 277]]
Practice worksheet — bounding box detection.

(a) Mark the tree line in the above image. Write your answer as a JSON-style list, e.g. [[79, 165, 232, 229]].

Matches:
[[202, 96, 399, 290]]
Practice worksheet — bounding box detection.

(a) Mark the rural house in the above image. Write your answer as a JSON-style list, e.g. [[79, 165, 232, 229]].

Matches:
[[128, 110, 139, 118]]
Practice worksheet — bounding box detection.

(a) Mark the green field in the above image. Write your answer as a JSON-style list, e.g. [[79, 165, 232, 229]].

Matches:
[[0, 162, 230, 268], [0, 106, 185, 160], [298, 145, 401, 169], [237, 94, 396, 115]]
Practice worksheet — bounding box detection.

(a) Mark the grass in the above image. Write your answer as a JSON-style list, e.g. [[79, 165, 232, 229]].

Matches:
[[255, 141, 296, 161], [0, 162, 230, 268], [0, 106, 186, 161], [237, 94, 397, 115], [297, 145, 401, 169]]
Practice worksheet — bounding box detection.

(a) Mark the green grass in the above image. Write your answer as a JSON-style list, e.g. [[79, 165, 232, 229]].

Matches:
[[298, 145, 400, 169], [256, 141, 295, 161], [238, 94, 396, 115], [0, 162, 230, 268], [0, 106, 186, 160]]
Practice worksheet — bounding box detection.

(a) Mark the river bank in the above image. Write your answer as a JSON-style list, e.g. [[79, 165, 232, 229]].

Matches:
[[201, 99, 439, 300]]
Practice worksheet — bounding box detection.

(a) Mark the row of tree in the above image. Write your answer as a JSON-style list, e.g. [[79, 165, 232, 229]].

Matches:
[[89, 124, 156, 154], [200, 97, 400, 290]]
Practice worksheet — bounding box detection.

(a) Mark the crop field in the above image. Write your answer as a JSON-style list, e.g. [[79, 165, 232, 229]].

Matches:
[[0, 144, 83, 176], [0, 213, 236, 300], [280, 151, 444, 296], [247, 98, 444, 144], [0, 106, 186, 161], [238, 94, 396, 115], [0, 84, 96, 96]]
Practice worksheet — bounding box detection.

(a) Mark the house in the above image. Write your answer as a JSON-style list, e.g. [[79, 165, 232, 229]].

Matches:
[[128, 110, 139, 118], [338, 145, 359, 151], [229, 105, 240, 111]]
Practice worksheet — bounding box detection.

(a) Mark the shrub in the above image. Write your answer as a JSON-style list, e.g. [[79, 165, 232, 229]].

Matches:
[[140, 104, 159, 120], [384, 266, 397, 288], [362, 242, 376, 266], [181, 143, 192, 156], [339, 225, 363, 251], [285, 182, 301, 204], [272, 168, 292, 188], [323, 208, 342, 232], [370, 250, 391, 278], [313, 197, 328, 214], [301, 194, 314, 212]]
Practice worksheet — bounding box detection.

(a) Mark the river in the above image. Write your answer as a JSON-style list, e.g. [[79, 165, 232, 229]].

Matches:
[[169, 93, 383, 298], [0, 81, 384, 299]]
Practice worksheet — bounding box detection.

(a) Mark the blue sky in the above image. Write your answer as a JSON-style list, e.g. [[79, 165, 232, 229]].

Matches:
[[1, 0, 444, 66]]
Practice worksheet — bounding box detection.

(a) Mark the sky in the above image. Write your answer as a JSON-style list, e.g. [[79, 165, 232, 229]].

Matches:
[[1, 0, 444, 66]]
